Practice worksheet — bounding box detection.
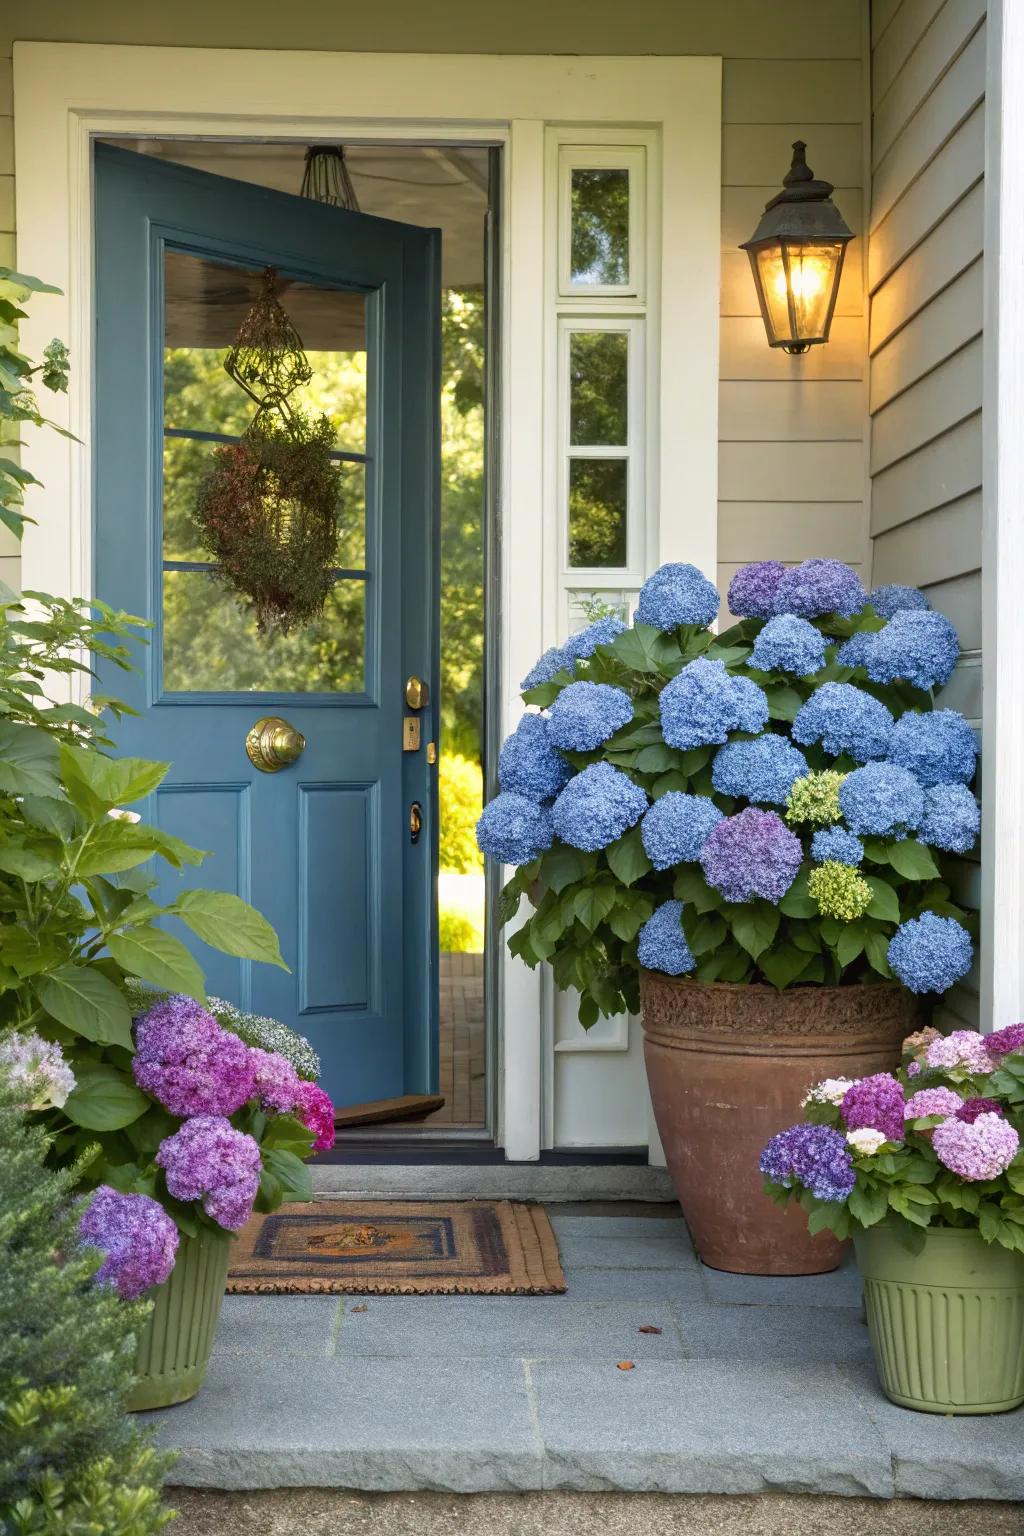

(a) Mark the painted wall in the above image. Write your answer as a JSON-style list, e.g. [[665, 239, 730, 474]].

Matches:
[[867, 0, 986, 1028]]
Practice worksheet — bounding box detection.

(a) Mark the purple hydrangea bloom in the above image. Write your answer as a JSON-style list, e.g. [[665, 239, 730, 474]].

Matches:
[[918, 783, 980, 854], [727, 561, 787, 620], [835, 632, 876, 670], [133, 997, 256, 1118], [78, 1185, 179, 1300], [987, 1024, 1024, 1060], [498, 713, 572, 801], [636, 562, 720, 630], [476, 793, 554, 866], [759, 1123, 856, 1202], [841, 1074, 905, 1144], [249, 1047, 301, 1114], [865, 610, 960, 692], [792, 683, 894, 762], [924, 1029, 995, 1074], [564, 615, 629, 660], [156, 1115, 262, 1232], [904, 1087, 965, 1121], [772, 560, 866, 619], [870, 584, 930, 619], [810, 828, 864, 866], [552, 763, 648, 852], [712, 734, 808, 806], [932, 1114, 1020, 1181], [700, 808, 802, 905], [641, 792, 723, 869], [637, 899, 695, 976], [888, 913, 974, 996], [957, 1098, 1005, 1124], [888, 709, 978, 789], [548, 681, 634, 751], [521, 645, 571, 692], [749, 614, 826, 676], [839, 762, 924, 837], [659, 658, 769, 750]]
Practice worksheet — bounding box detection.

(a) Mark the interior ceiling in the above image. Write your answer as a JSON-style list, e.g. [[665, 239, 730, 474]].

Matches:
[[104, 138, 490, 294]]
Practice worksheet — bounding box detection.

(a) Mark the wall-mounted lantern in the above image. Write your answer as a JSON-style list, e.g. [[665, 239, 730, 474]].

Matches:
[[740, 141, 853, 355]]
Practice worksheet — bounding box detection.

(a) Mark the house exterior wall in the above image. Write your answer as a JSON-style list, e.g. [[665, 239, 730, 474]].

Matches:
[[867, 0, 987, 1028]]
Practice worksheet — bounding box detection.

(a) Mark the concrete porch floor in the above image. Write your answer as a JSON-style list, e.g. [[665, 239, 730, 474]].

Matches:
[[148, 1208, 1024, 1502]]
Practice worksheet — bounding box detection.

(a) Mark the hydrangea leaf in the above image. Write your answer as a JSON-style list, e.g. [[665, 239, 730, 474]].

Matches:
[[605, 825, 652, 888], [497, 877, 523, 924], [607, 895, 654, 943], [729, 903, 780, 960], [779, 869, 815, 918], [609, 623, 680, 674], [863, 876, 900, 923], [764, 685, 804, 723], [650, 769, 689, 799], [885, 839, 940, 881], [759, 942, 812, 990], [0, 721, 61, 799], [541, 844, 597, 894], [62, 1062, 149, 1131], [174, 889, 288, 968], [836, 922, 867, 968], [847, 1182, 889, 1227], [36, 963, 134, 1050], [673, 865, 721, 913], [573, 884, 618, 933], [107, 925, 206, 1002]]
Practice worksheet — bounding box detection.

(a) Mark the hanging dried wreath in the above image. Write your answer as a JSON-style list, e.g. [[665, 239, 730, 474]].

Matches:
[[194, 408, 340, 635]]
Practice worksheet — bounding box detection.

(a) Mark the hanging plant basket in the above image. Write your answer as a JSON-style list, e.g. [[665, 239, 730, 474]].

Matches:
[[194, 408, 340, 635]]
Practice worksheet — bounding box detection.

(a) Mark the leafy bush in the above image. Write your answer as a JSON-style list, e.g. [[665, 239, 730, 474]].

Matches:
[[439, 751, 483, 873], [0, 1083, 173, 1534]]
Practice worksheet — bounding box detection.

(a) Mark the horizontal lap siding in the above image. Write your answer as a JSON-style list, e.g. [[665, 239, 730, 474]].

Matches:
[[868, 0, 987, 1026]]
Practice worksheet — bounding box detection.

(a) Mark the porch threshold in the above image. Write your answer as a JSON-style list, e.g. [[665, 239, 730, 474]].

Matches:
[[144, 1209, 1024, 1501]]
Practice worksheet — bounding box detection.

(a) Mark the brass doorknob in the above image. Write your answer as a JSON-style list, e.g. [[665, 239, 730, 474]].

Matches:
[[246, 716, 306, 773], [405, 676, 429, 709]]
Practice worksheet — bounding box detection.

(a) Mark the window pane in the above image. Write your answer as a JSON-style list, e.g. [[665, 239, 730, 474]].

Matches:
[[163, 573, 365, 693], [568, 459, 628, 568], [570, 331, 628, 445], [570, 169, 629, 286]]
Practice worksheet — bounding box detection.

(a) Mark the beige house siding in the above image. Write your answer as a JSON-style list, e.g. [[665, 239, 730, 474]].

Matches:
[[0, 0, 870, 604], [868, 0, 986, 1025]]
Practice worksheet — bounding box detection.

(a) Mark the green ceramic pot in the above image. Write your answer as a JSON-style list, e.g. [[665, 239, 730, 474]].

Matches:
[[127, 1229, 232, 1412], [854, 1223, 1024, 1415]]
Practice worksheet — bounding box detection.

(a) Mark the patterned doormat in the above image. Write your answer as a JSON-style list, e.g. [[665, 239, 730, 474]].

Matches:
[[226, 1200, 567, 1295]]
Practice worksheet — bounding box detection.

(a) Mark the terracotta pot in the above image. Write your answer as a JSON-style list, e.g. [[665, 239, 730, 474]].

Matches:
[[641, 974, 919, 1276]]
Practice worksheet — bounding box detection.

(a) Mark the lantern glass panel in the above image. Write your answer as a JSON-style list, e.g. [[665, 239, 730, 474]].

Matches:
[[753, 240, 845, 348]]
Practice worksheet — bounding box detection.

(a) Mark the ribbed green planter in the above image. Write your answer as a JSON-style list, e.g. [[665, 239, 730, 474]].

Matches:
[[127, 1230, 232, 1412], [854, 1224, 1024, 1415]]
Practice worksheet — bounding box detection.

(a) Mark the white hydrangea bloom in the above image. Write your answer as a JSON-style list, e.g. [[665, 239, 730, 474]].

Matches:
[[0, 1032, 76, 1109], [846, 1127, 887, 1156], [801, 1076, 857, 1108], [107, 807, 141, 824]]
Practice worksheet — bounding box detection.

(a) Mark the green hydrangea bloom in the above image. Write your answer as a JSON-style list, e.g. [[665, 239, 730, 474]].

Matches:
[[808, 860, 872, 921], [785, 770, 847, 827]]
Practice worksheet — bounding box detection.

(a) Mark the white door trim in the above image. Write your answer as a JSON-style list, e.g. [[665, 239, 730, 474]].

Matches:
[[13, 41, 722, 1159]]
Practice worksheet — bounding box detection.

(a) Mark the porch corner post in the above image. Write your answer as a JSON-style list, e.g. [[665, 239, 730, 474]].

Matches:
[[981, 0, 1024, 1029]]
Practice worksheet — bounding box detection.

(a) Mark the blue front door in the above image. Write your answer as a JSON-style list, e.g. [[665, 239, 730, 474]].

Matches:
[[93, 143, 440, 1108]]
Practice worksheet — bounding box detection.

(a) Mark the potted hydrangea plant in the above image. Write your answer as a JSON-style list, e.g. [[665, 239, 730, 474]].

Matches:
[[478, 558, 978, 1275], [762, 1025, 1024, 1414]]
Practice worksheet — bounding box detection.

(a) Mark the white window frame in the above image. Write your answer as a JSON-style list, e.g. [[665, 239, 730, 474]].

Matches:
[[13, 43, 722, 1162]]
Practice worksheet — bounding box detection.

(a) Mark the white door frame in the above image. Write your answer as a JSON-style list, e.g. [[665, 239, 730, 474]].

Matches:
[[13, 42, 722, 1160]]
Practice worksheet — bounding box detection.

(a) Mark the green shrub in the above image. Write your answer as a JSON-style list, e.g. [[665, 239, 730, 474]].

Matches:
[[439, 907, 478, 953], [439, 751, 484, 873], [0, 1084, 174, 1534]]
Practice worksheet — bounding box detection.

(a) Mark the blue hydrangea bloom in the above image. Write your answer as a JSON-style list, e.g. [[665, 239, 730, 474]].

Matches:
[[838, 762, 925, 837], [476, 793, 554, 865], [887, 709, 978, 788], [835, 632, 876, 669], [772, 560, 866, 619], [887, 911, 973, 995], [637, 900, 695, 976], [564, 615, 629, 661], [548, 681, 634, 751], [811, 828, 864, 866], [497, 713, 572, 802], [865, 610, 960, 692], [659, 658, 769, 749], [521, 645, 570, 692], [869, 584, 930, 619], [792, 682, 894, 762], [749, 614, 827, 676], [551, 762, 648, 852], [641, 792, 724, 869], [759, 1124, 856, 1203], [727, 561, 786, 619], [636, 562, 720, 630], [700, 807, 803, 904], [712, 734, 809, 805], [918, 783, 981, 854]]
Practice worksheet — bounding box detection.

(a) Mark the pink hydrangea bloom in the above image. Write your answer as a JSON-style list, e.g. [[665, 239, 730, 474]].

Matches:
[[924, 1030, 995, 1075], [904, 1087, 965, 1121], [986, 1024, 1024, 1060], [78, 1185, 179, 1300], [294, 1081, 336, 1152], [156, 1115, 262, 1231], [932, 1113, 1019, 1181], [841, 1073, 905, 1144], [249, 1047, 301, 1114], [956, 1097, 1005, 1124], [906, 1061, 921, 1078], [133, 996, 256, 1117]]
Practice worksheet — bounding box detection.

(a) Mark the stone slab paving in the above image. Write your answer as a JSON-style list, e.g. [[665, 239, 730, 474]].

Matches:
[[146, 1210, 1024, 1499]]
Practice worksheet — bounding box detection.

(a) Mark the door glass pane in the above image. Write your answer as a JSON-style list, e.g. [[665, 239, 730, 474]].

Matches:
[[162, 248, 368, 693], [569, 331, 628, 445], [568, 458, 628, 568], [570, 168, 629, 286], [163, 572, 365, 693]]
